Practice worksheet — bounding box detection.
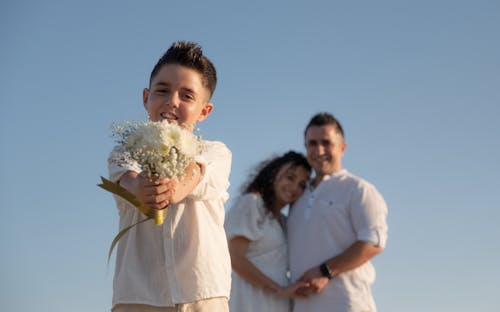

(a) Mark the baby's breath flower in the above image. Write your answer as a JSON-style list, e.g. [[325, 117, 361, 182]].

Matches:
[[111, 121, 203, 179]]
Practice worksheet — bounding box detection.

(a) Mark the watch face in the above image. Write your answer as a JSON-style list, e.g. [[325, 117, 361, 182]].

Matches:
[[320, 262, 333, 279]]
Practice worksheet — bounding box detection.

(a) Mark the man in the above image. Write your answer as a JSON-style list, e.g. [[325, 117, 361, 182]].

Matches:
[[287, 112, 388, 312]]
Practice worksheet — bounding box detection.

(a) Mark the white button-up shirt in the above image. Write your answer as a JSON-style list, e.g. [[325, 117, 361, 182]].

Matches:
[[108, 141, 232, 309], [287, 169, 388, 312]]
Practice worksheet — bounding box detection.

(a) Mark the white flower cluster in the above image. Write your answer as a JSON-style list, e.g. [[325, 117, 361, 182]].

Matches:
[[111, 121, 204, 179]]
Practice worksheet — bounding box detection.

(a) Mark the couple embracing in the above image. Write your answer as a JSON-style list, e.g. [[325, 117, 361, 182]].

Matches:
[[225, 112, 389, 312]]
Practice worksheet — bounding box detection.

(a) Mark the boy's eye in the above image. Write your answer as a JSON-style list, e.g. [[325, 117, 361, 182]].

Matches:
[[183, 93, 195, 100]]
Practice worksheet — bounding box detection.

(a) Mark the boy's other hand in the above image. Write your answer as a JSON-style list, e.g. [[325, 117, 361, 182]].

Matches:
[[119, 171, 176, 210]]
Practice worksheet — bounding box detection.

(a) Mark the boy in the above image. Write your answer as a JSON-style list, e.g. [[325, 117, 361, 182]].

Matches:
[[108, 41, 232, 312]]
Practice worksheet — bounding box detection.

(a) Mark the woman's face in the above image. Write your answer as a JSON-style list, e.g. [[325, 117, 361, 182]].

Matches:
[[273, 163, 310, 209]]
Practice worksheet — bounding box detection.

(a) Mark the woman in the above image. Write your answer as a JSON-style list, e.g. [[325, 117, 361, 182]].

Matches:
[[225, 151, 311, 312]]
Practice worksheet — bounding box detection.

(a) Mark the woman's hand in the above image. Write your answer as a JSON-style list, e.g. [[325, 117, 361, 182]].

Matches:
[[275, 280, 311, 299]]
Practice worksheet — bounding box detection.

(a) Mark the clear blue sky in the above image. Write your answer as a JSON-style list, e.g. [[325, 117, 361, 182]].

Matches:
[[1, 1, 499, 311]]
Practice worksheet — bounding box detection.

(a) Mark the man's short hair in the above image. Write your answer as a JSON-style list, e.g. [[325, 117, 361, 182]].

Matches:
[[304, 112, 345, 139]]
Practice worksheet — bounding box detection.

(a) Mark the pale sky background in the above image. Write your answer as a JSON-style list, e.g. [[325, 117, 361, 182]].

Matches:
[[1, 1, 499, 311]]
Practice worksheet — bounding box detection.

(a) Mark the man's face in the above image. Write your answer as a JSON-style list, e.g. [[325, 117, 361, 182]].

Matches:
[[143, 64, 213, 131], [305, 124, 346, 177]]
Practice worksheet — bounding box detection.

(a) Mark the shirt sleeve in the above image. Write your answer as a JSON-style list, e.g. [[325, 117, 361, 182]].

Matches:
[[224, 194, 266, 241], [107, 145, 142, 182], [188, 141, 232, 202], [350, 181, 389, 248]]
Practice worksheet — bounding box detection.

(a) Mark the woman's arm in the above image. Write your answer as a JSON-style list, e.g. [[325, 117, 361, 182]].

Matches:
[[229, 236, 307, 298]]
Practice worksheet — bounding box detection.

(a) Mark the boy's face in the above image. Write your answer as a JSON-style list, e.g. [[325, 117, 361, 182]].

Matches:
[[143, 64, 213, 131]]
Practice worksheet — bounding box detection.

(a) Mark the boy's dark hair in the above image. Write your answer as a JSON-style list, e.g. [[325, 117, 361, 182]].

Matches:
[[304, 112, 345, 139], [243, 151, 311, 213], [149, 41, 217, 98]]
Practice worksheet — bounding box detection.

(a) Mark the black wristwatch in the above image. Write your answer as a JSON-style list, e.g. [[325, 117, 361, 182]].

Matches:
[[319, 262, 333, 279]]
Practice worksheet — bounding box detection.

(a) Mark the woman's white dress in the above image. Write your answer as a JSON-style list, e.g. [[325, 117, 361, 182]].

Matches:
[[224, 193, 291, 312]]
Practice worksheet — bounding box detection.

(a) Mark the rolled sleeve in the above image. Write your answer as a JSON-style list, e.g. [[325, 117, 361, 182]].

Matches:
[[350, 181, 389, 248]]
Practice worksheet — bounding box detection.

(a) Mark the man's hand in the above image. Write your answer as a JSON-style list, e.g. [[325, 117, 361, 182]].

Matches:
[[275, 280, 310, 299], [297, 265, 329, 295]]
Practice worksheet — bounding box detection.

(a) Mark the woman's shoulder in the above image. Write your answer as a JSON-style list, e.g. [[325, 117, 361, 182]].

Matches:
[[233, 192, 263, 208], [228, 193, 265, 216]]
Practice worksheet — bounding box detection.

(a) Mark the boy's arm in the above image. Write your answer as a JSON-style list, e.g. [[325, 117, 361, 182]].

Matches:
[[108, 145, 171, 209], [118, 171, 174, 210], [109, 142, 231, 207], [115, 163, 201, 209], [108, 145, 203, 208], [168, 162, 203, 204], [188, 141, 232, 201]]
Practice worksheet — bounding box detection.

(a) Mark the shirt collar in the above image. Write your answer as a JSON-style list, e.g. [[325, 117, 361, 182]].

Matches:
[[308, 168, 348, 191]]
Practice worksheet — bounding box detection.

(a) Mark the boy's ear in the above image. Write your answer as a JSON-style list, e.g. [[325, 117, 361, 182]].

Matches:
[[142, 88, 150, 108], [197, 102, 214, 122]]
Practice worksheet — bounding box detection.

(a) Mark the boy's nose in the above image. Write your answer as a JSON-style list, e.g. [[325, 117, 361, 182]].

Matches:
[[165, 93, 180, 108]]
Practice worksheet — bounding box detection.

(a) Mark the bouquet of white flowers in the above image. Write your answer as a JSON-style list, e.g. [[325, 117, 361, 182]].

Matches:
[[111, 120, 203, 180], [98, 120, 204, 261]]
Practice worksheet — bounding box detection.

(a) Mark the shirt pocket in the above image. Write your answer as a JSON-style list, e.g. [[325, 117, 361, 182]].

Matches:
[[315, 198, 356, 248], [316, 198, 348, 218]]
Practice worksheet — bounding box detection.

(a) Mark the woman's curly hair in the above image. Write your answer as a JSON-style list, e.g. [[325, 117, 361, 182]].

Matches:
[[242, 151, 311, 213]]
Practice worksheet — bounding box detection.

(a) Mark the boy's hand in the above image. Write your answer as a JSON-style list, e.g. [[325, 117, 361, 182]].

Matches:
[[119, 171, 177, 210]]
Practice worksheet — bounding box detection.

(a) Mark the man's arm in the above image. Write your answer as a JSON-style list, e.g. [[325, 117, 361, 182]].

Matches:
[[298, 241, 383, 294], [324, 240, 383, 276], [297, 178, 388, 295]]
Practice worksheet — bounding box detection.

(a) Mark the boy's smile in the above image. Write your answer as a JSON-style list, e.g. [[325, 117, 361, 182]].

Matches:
[[143, 64, 213, 130]]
